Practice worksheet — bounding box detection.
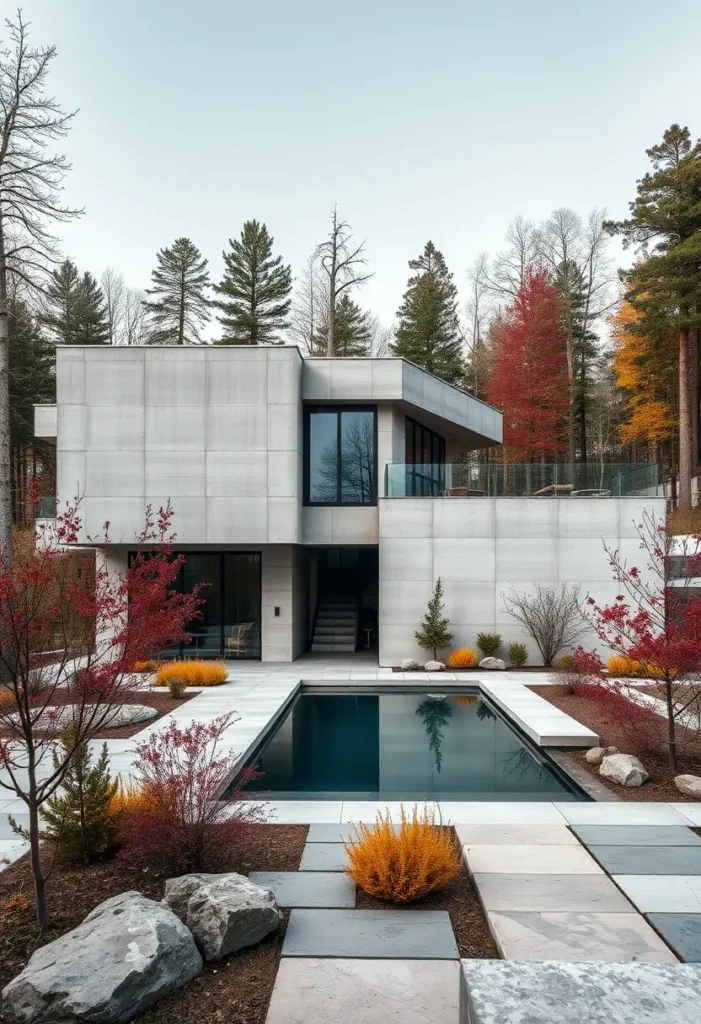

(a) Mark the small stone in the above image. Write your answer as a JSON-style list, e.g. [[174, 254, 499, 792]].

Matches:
[[479, 657, 506, 670], [0, 892, 201, 1024], [600, 753, 649, 788], [163, 872, 282, 962], [424, 660, 445, 672], [675, 774, 701, 798], [401, 658, 419, 671], [585, 746, 620, 765]]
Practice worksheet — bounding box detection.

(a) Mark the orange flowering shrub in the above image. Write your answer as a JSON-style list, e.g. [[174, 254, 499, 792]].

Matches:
[[447, 648, 479, 669], [154, 661, 228, 688], [345, 805, 460, 902], [607, 655, 640, 678]]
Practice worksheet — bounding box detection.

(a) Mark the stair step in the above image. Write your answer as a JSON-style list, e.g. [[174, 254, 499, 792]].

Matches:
[[311, 642, 357, 653]]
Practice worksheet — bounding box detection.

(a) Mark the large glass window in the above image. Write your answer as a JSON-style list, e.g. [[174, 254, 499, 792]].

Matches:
[[405, 416, 446, 496], [306, 407, 376, 504], [132, 551, 261, 659]]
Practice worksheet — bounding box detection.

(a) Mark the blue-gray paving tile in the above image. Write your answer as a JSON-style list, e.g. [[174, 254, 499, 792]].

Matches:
[[647, 914, 701, 962], [573, 825, 701, 847], [249, 871, 355, 908], [589, 846, 701, 875], [307, 824, 355, 843], [282, 909, 458, 959], [300, 843, 350, 871]]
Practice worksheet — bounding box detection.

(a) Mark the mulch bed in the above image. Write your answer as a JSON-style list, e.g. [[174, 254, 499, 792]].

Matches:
[[0, 690, 196, 741], [0, 825, 308, 1024], [531, 684, 701, 802]]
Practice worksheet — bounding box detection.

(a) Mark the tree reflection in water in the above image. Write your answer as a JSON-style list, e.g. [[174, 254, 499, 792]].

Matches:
[[416, 697, 453, 773]]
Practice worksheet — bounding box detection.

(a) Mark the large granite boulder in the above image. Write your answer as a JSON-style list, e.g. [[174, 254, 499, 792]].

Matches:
[[479, 657, 506, 671], [163, 873, 282, 962], [424, 660, 445, 672], [400, 659, 419, 671], [675, 774, 701, 798], [585, 745, 619, 765], [1, 892, 202, 1024], [600, 753, 649, 788]]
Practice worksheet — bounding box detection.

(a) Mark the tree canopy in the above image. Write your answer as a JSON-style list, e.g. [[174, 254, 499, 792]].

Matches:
[[214, 220, 291, 345]]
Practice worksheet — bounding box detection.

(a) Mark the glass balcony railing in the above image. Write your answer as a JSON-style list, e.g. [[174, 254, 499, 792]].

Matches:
[[384, 463, 660, 498], [37, 496, 57, 518]]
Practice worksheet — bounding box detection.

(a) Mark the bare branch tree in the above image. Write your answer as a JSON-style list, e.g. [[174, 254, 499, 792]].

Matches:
[[480, 216, 541, 301], [502, 583, 589, 666], [122, 285, 147, 345], [287, 250, 327, 355], [0, 10, 82, 559], [100, 267, 125, 345], [314, 206, 373, 356]]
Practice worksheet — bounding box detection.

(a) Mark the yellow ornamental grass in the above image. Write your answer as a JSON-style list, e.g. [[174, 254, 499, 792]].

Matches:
[[607, 655, 640, 678], [453, 695, 479, 706], [447, 648, 479, 669], [154, 661, 228, 688], [108, 779, 153, 816], [344, 805, 460, 902], [131, 660, 163, 673]]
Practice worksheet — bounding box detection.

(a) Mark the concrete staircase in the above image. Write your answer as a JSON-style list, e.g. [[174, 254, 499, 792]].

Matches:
[[311, 595, 358, 653]]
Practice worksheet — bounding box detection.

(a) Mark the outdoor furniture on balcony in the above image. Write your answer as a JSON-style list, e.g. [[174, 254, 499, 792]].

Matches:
[[226, 621, 255, 657]]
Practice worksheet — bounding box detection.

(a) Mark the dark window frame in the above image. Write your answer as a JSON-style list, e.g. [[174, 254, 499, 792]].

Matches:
[[128, 550, 262, 660], [304, 405, 378, 506], [404, 415, 446, 497]]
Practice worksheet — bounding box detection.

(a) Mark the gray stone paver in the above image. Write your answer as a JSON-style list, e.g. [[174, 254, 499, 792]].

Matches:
[[647, 914, 701, 962], [572, 824, 701, 847], [464, 844, 602, 874], [249, 871, 355, 908], [589, 844, 701, 875], [307, 824, 356, 843], [613, 875, 701, 913], [459, 960, 701, 1024], [282, 909, 458, 959], [473, 872, 633, 913], [299, 842, 350, 871], [266, 959, 459, 1024], [456, 824, 579, 846], [486, 910, 677, 963]]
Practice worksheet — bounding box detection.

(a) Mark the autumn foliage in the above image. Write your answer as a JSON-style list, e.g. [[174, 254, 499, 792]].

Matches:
[[447, 648, 479, 668], [344, 805, 460, 902], [154, 660, 228, 688], [487, 270, 569, 460]]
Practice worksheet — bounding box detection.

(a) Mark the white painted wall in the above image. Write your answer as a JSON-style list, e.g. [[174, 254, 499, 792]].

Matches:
[[56, 346, 303, 545], [378, 496, 667, 667]]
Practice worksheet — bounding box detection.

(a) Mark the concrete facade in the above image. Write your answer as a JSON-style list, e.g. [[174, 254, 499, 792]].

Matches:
[[36, 345, 663, 664], [377, 495, 666, 666]]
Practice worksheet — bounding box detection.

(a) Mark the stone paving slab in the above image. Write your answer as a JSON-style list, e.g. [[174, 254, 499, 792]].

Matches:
[[266, 958, 460, 1024], [647, 913, 701, 962], [249, 871, 355, 908], [589, 845, 701, 875], [282, 909, 459, 959], [459, 959, 701, 1024], [556, 802, 691, 826], [307, 824, 356, 843], [572, 825, 701, 847], [473, 873, 633, 913], [612, 875, 701, 913], [486, 910, 677, 963], [465, 845, 602, 875], [456, 825, 579, 846], [299, 843, 350, 871]]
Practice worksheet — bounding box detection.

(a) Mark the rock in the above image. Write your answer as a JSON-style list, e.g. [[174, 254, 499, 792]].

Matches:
[[675, 774, 701, 798], [400, 658, 419, 671], [163, 873, 282, 962], [479, 657, 506, 670], [585, 745, 619, 765], [424, 660, 445, 672], [9, 703, 158, 735], [600, 753, 649, 788], [1, 891, 201, 1024]]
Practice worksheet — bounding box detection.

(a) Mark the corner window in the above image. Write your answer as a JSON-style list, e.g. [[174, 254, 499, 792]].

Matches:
[[305, 407, 377, 505], [405, 416, 446, 496]]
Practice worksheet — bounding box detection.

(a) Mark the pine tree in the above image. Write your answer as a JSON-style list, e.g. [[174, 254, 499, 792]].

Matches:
[[144, 237, 211, 345], [214, 220, 291, 344], [11, 729, 118, 863], [414, 578, 453, 660], [415, 698, 453, 773], [392, 242, 465, 385], [313, 294, 372, 356], [606, 125, 701, 510], [552, 260, 599, 463], [42, 261, 109, 345]]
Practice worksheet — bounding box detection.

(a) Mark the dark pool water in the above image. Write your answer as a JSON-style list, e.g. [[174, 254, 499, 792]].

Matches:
[[237, 691, 585, 801]]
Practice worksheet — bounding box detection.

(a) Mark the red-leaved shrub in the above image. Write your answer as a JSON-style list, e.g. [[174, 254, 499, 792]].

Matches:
[[118, 714, 266, 874]]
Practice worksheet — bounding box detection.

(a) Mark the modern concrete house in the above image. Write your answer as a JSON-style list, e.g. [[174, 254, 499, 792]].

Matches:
[[34, 345, 664, 665]]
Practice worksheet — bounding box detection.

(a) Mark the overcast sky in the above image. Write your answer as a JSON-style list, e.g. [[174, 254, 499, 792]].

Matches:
[[12, 0, 701, 331]]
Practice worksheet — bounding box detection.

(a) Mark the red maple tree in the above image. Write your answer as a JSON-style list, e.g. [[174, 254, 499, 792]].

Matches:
[[0, 500, 202, 926], [487, 270, 569, 460], [582, 512, 701, 771]]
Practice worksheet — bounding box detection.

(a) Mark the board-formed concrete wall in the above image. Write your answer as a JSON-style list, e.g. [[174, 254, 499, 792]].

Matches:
[[57, 345, 303, 545], [377, 495, 667, 667]]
